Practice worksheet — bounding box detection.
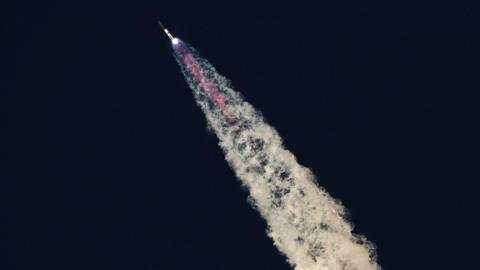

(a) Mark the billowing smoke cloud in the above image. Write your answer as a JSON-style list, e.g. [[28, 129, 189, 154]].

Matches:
[[173, 40, 380, 270]]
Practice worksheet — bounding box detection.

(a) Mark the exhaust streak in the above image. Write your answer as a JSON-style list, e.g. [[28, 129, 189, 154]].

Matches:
[[166, 32, 380, 270]]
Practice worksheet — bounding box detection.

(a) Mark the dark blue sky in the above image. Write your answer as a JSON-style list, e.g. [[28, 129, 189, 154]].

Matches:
[[3, 0, 476, 269]]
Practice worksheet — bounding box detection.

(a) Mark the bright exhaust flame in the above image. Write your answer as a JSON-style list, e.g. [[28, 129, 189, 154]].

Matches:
[[169, 38, 380, 270]]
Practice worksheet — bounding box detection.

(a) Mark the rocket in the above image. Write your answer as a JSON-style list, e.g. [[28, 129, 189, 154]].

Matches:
[[158, 20, 179, 45]]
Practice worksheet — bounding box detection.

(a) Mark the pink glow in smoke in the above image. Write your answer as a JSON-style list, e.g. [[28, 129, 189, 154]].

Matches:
[[183, 53, 227, 110], [173, 41, 238, 122]]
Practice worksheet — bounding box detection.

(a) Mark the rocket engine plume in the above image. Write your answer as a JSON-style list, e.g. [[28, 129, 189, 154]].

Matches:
[[160, 25, 380, 270]]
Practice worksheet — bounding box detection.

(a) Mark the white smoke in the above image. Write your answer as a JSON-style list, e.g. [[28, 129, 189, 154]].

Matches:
[[175, 46, 380, 270]]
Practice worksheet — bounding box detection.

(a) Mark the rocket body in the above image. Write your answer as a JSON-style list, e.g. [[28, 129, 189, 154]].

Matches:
[[158, 21, 174, 41]]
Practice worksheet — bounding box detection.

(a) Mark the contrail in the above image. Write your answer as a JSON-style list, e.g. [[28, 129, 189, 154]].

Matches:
[[159, 21, 380, 270]]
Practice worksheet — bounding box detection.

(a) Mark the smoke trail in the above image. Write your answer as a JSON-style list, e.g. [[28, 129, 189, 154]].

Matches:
[[172, 39, 380, 270]]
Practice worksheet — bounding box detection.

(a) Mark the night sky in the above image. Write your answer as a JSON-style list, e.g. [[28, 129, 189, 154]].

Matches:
[[3, 0, 477, 269]]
